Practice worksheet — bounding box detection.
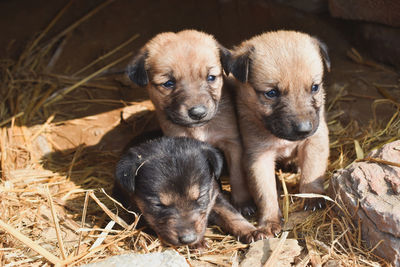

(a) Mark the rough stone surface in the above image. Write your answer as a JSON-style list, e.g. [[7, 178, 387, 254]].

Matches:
[[81, 250, 189, 267], [240, 238, 302, 267], [329, 140, 400, 267], [328, 0, 400, 27], [349, 22, 400, 69]]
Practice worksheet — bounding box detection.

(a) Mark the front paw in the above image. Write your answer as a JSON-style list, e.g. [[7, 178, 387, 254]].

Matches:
[[240, 229, 268, 243], [189, 239, 209, 250], [303, 198, 326, 211], [259, 221, 282, 237], [232, 199, 257, 217]]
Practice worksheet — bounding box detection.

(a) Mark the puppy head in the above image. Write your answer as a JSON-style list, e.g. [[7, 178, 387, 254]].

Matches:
[[115, 137, 223, 246], [127, 30, 231, 127], [230, 31, 330, 141]]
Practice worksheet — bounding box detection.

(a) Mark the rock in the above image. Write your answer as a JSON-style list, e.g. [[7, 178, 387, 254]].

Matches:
[[240, 238, 302, 267], [272, 0, 328, 14], [347, 22, 400, 69], [329, 140, 400, 267], [81, 250, 189, 267], [328, 0, 400, 27]]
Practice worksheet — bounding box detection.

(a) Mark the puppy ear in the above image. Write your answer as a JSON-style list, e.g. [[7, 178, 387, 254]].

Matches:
[[126, 49, 149, 86], [313, 38, 331, 72], [229, 45, 254, 83], [217, 44, 232, 76], [202, 145, 224, 180], [115, 148, 143, 193]]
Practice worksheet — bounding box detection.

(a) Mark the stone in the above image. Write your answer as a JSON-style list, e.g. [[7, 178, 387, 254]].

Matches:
[[328, 0, 400, 27], [240, 238, 302, 267], [347, 22, 400, 69], [329, 140, 400, 267], [81, 250, 189, 267]]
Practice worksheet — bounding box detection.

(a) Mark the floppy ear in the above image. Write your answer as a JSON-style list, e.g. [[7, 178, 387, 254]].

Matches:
[[313, 38, 331, 72], [217, 44, 232, 76], [115, 148, 143, 193], [126, 49, 149, 86], [229, 45, 254, 83], [202, 145, 224, 180]]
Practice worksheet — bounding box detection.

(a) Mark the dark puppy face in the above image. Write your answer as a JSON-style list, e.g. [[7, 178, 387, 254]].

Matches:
[[127, 30, 231, 127], [230, 31, 330, 141], [115, 137, 223, 246]]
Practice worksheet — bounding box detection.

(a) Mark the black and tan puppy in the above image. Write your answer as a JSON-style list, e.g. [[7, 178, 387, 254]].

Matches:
[[229, 31, 330, 236], [114, 137, 265, 246], [127, 30, 253, 213]]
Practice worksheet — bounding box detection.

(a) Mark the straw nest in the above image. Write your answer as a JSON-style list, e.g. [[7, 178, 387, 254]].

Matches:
[[1, 2, 399, 266]]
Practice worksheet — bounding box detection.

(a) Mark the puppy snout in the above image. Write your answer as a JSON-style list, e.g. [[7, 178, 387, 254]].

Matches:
[[178, 231, 198, 244], [295, 120, 313, 135], [188, 105, 208, 120]]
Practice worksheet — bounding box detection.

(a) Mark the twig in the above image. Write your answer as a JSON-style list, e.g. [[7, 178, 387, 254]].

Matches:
[[27, 0, 75, 55], [46, 186, 67, 260], [0, 112, 24, 127], [305, 236, 322, 267], [89, 191, 129, 229], [68, 145, 84, 178], [41, 0, 116, 54], [0, 219, 62, 265], [89, 220, 115, 250], [357, 157, 400, 168], [75, 190, 90, 256], [30, 114, 56, 142], [72, 33, 140, 76], [44, 52, 132, 106]]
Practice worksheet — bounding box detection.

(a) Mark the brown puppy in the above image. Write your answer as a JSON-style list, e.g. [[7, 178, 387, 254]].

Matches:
[[127, 30, 253, 213], [229, 31, 330, 236]]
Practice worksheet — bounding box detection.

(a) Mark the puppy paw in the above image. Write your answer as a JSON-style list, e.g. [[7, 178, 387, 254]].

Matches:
[[189, 239, 209, 250], [259, 221, 282, 238], [233, 200, 257, 217], [240, 229, 268, 243], [303, 198, 326, 211]]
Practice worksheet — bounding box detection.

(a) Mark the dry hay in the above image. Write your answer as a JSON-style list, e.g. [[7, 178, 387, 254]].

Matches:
[[1, 1, 399, 266]]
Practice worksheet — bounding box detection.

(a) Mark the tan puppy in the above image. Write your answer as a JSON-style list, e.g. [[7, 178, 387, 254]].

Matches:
[[127, 30, 254, 214], [229, 30, 330, 236]]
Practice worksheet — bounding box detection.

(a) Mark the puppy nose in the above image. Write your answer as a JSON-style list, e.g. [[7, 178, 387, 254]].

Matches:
[[188, 105, 207, 120], [178, 231, 197, 244], [295, 120, 313, 134]]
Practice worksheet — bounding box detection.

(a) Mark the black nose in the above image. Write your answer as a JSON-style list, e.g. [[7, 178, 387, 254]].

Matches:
[[178, 231, 197, 244], [295, 120, 313, 135], [188, 105, 207, 120]]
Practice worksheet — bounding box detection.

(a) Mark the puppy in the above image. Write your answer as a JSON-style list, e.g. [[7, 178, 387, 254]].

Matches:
[[114, 137, 265, 246], [229, 31, 330, 236], [127, 30, 253, 213]]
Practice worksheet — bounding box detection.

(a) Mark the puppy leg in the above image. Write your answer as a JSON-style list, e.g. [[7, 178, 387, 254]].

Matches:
[[223, 142, 255, 215], [209, 193, 266, 243], [248, 151, 282, 236], [298, 128, 329, 210]]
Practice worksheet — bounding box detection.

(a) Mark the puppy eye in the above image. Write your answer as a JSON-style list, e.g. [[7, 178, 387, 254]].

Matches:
[[155, 203, 166, 209], [311, 84, 320, 93], [162, 80, 175, 89], [207, 75, 216, 82], [264, 88, 280, 99]]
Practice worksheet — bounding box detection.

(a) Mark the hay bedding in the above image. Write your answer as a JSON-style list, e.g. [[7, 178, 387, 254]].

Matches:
[[0, 2, 399, 266]]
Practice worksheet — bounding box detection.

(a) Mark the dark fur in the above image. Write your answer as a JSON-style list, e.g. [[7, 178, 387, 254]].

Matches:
[[114, 137, 265, 246]]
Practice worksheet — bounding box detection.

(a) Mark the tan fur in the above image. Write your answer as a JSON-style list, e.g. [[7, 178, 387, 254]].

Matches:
[[231, 31, 330, 235], [188, 183, 200, 200], [132, 30, 252, 209], [159, 192, 173, 206]]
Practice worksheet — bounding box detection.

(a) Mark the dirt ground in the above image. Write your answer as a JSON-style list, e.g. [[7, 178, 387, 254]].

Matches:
[[0, 0, 399, 266]]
